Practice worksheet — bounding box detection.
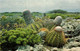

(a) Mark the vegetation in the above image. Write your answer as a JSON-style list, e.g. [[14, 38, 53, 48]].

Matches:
[[0, 9, 80, 50], [48, 9, 67, 13], [46, 13, 80, 19], [0, 10, 80, 20], [0, 31, 2, 50], [0, 16, 26, 30], [0, 12, 22, 17], [0, 28, 42, 50], [26, 17, 56, 31]]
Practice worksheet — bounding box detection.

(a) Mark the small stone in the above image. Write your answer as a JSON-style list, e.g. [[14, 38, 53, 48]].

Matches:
[[30, 47, 33, 50], [62, 48, 71, 51], [51, 47, 58, 51], [44, 48, 50, 51], [71, 47, 80, 51], [64, 41, 80, 49]]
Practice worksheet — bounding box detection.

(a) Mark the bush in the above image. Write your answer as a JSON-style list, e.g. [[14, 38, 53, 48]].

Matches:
[[0, 28, 42, 50], [0, 31, 2, 50], [75, 16, 80, 19], [46, 13, 66, 19], [0, 16, 26, 30]]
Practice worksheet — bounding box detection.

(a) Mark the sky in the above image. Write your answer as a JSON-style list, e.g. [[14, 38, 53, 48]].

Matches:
[[0, 0, 80, 13]]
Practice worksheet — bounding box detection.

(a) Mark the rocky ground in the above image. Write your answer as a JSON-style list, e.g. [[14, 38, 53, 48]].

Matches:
[[15, 35, 80, 51]]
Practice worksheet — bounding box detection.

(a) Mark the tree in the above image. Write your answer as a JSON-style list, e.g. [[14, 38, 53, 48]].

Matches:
[[49, 9, 67, 13]]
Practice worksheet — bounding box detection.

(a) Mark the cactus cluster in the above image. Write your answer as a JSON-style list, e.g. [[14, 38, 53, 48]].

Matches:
[[25, 16, 63, 32], [45, 26, 66, 47], [42, 16, 62, 29], [22, 9, 63, 30]]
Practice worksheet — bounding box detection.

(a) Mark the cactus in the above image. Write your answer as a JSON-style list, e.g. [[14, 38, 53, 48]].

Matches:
[[23, 10, 31, 18], [45, 26, 66, 47], [53, 16, 62, 26], [39, 28, 49, 33], [23, 10, 63, 30], [23, 9, 34, 24], [43, 19, 56, 30], [38, 28, 49, 39], [27, 22, 43, 31], [26, 16, 63, 31], [43, 16, 62, 29]]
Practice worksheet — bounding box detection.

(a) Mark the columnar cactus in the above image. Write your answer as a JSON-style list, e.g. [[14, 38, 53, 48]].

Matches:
[[23, 9, 34, 24], [23, 10, 31, 18], [45, 26, 66, 47]]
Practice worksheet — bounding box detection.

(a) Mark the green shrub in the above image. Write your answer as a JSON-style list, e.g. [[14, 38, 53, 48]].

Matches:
[[75, 16, 80, 19], [46, 13, 66, 19], [0, 31, 2, 50], [0, 16, 26, 30], [0, 28, 42, 50]]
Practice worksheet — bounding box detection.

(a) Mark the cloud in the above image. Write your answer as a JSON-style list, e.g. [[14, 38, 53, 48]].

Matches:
[[0, 0, 80, 12]]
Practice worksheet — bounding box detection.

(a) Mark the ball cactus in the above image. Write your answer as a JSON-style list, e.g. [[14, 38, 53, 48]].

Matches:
[[43, 16, 62, 30], [27, 22, 43, 31], [53, 16, 62, 26], [43, 19, 56, 30], [45, 26, 66, 47], [38, 28, 49, 39], [39, 28, 49, 33], [23, 9, 34, 24]]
